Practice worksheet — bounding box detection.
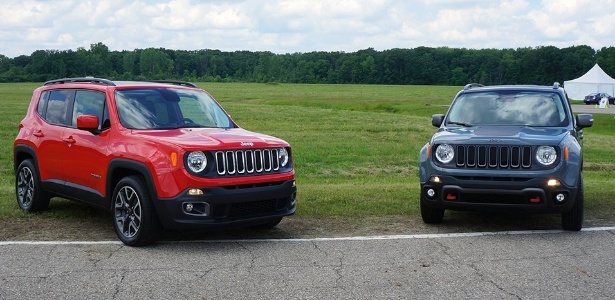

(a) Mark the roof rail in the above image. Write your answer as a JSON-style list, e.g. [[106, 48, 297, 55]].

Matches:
[[552, 82, 561, 89], [44, 77, 115, 86], [145, 80, 198, 88], [463, 83, 484, 90]]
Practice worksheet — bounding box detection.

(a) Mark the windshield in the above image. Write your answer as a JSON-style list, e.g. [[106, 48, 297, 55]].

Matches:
[[446, 91, 568, 127], [115, 88, 234, 129]]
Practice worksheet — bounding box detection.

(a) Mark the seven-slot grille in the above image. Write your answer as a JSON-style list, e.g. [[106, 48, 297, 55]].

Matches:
[[454, 145, 532, 169], [215, 148, 280, 176]]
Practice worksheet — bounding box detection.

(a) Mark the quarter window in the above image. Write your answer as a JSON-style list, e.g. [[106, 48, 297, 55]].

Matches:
[[44, 90, 71, 125], [36, 91, 49, 116]]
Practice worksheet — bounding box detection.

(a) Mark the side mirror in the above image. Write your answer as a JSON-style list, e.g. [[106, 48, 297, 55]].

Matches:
[[575, 114, 593, 129], [432, 114, 445, 127], [76, 114, 100, 131]]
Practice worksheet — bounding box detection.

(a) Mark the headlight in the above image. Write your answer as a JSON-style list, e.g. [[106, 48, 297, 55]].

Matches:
[[435, 144, 454, 164], [187, 151, 207, 173], [278, 147, 289, 167], [536, 146, 557, 166]]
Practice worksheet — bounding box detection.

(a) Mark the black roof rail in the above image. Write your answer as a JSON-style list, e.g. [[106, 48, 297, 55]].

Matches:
[[463, 83, 484, 90], [44, 77, 115, 86], [144, 80, 198, 88], [552, 82, 561, 89]]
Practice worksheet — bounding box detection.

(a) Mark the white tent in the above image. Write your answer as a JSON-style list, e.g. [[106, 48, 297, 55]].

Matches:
[[564, 64, 615, 100]]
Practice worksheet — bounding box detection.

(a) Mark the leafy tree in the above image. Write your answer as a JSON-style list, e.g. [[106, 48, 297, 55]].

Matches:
[[139, 48, 174, 79], [1, 42, 613, 85]]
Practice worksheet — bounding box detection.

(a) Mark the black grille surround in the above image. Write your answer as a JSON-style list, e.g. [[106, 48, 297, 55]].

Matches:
[[433, 144, 559, 170]]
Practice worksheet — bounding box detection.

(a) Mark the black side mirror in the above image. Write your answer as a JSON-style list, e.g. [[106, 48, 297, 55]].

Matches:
[[576, 114, 593, 129], [432, 114, 445, 127]]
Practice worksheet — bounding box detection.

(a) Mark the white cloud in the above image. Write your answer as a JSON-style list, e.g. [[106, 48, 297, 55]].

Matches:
[[0, 0, 613, 58]]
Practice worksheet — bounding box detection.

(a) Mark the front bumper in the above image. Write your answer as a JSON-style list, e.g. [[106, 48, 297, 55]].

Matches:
[[153, 180, 297, 230], [420, 175, 578, 213]]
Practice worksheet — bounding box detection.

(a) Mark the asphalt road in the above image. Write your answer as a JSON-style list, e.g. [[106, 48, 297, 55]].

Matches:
[[2, 228, 615, 299], [571, 103, 615, 114]]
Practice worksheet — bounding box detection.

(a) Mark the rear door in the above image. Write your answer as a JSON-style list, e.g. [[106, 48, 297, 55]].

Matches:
[[36, 89, 72, 189]]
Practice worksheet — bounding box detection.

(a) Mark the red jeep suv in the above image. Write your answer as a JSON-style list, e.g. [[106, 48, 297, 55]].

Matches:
[[13, 78, 297, 246]]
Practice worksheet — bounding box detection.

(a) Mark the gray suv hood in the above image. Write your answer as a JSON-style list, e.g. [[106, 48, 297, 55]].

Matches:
[[432, 126, 569, 145]]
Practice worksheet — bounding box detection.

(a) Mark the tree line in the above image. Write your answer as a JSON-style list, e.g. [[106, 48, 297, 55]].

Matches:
[[1, 42, 614, 86]]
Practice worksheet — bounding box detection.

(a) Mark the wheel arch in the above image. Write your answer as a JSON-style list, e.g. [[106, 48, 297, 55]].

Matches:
[[13, 144, 38, 173], [107, 158, 159, 211]]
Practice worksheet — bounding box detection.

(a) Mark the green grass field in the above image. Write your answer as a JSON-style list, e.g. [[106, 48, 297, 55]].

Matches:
[[1, 82, 614, 223]]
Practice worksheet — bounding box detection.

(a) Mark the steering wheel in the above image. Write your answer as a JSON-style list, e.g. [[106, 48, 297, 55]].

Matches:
[[181, 117, 195, 124]]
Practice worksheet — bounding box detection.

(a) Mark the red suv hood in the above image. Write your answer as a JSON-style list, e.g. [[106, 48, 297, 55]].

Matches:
[[132, 128, 289, 150]]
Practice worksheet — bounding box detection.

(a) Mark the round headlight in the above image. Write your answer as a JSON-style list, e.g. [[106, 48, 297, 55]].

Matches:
[[187, 151, 207, 173], [536, 146, 557, 166], [278, 148, 289, 167], [435, 144, 454, 164]]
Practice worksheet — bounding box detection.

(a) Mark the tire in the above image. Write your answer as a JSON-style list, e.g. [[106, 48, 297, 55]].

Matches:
[[112, 176, 161, 246], [562, 177, 584, 231], [15, 159, 51, 212], [420, 194, 444, 224]]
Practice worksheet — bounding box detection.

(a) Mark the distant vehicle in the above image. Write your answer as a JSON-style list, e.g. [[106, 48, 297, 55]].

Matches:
[[583, 92, 615, 105]]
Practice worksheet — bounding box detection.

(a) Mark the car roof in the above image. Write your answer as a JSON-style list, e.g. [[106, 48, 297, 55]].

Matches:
[[460, 83, 564, 94], [43, 77, 200, 89]]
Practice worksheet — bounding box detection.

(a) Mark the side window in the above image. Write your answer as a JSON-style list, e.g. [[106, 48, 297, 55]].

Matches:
[[72, 90, 107, 129], [45, 90, 71, 125]]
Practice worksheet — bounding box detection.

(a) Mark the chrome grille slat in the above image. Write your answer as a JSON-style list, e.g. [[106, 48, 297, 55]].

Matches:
[[453, 145, 532, 169], [215, 148, 281, 176], [255, 150, 263, 172]]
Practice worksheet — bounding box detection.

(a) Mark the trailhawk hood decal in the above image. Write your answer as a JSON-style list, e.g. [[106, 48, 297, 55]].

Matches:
[[432, 126, 569, 145], [133, 128, 288, 150]]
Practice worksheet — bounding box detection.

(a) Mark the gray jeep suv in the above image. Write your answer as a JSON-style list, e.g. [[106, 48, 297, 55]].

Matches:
[[419, 83, 594, 230]]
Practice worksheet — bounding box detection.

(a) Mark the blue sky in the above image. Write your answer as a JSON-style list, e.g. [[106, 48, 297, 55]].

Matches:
[[0, 0, 612, 58]]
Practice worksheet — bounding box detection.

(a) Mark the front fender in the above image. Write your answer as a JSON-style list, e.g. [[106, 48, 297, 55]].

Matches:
[[419, 143, 431, 183]]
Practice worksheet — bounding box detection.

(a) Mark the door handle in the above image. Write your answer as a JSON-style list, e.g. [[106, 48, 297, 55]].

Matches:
[[33, 130, 44, 137], [63, 137, 76, 144]]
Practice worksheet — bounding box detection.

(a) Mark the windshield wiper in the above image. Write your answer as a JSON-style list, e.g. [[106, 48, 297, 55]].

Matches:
[[175, 124, 221, 129], [448, 121, 473, 127]]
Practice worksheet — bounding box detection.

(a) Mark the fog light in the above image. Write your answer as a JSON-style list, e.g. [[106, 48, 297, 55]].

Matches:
[[555, 193, 566, 202], [182, 202, 210, 216], [427, 189, 436, 198]]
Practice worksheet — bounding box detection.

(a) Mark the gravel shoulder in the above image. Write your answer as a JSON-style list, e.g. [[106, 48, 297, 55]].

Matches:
[[2, 206, 614, 242]]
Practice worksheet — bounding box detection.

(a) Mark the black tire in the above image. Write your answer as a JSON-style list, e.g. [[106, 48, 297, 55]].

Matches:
[[420, 194, 444, 224], [562, 177, 584, 231], [15, 159, 51, 212], [112, 176, 161, 246]]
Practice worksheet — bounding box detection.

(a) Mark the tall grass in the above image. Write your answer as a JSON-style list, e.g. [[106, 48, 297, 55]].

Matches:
[[1, 82, 614, 221]]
